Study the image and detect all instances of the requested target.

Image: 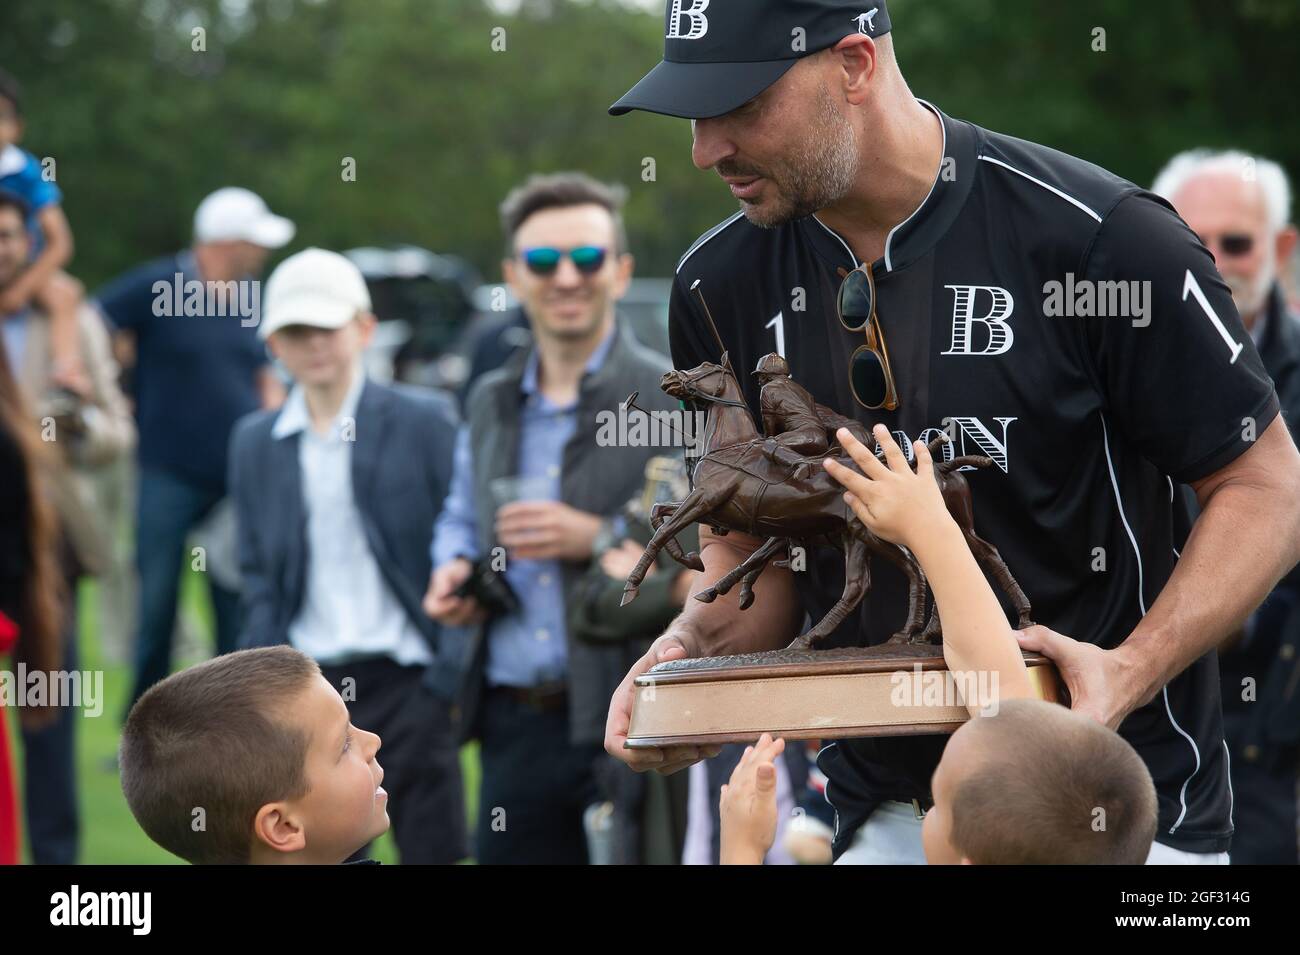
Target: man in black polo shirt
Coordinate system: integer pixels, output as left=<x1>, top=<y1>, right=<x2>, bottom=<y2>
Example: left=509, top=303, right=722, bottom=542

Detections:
left=603, top=0, right=1300, bottom=863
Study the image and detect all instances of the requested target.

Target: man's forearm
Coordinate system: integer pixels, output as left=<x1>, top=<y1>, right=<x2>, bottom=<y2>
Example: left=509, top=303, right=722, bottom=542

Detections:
left=670, top=529, right=803, bottom=658
left=1116, top=423, right=1300, bottom=713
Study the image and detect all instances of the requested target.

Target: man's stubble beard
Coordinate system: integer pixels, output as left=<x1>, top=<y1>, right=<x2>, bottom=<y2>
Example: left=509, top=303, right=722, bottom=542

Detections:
left=536, top=293, right=611, bottom=344
left=740, top=86, right=859, bottom=229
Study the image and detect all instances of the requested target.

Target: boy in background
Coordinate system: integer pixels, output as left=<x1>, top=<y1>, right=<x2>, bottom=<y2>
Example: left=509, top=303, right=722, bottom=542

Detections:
left=230, top=247, right=465, bottom=863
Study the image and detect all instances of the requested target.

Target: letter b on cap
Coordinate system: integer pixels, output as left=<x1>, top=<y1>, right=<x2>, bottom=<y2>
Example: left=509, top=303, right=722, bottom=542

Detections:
left=667, top=0, right=710, bottom=39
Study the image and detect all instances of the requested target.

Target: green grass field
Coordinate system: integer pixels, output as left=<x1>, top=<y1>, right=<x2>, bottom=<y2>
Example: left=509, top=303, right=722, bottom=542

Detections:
left=6, top=569, right=480, bottom=864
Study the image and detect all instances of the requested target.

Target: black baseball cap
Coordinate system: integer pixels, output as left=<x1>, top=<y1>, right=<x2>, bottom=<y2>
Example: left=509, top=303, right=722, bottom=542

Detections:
left=610, top=0, right=892, bottom=119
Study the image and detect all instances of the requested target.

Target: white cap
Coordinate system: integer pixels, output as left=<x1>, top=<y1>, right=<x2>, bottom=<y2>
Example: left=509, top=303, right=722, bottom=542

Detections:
left=259, top=247, right=372, bottom=340
left=193, top=187, right=295, bottom=248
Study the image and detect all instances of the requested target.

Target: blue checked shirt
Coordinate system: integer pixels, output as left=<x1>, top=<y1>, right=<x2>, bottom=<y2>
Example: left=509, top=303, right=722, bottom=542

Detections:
left=430, top=326, right=616, bottom=687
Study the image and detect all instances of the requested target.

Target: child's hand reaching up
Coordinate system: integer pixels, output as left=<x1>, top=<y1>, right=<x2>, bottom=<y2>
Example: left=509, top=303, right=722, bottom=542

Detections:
left=828, top=424, right=1035, bottom=712
left=823, top=424, right=951, bottom=550
left=719, top=733, right=786, bottom=865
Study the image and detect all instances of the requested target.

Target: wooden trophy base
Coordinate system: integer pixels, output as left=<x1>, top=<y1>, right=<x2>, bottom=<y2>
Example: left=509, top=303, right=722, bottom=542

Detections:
left=626, top=642, right=1066, bottom=748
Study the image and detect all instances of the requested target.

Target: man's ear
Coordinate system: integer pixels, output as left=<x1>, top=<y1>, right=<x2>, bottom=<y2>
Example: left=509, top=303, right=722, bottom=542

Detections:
left=1274, top=225, right=1298, bottom=268
left=253, top=802, right=306, bottom=856
left=830, top=34, right=877, bottom=105
left=502, top=257, right=521, bottom=302
left=611, top=253, right=635, bottom=300
left=354, top=311, right=378, bottom=348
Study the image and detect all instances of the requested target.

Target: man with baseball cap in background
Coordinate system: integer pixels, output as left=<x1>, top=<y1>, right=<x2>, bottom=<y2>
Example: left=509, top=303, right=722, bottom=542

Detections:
left=95, top=187, right=293, bottom=713
left=228, top=248, right=466, bottom=863
left=604, top=1, right=1300, bottom=865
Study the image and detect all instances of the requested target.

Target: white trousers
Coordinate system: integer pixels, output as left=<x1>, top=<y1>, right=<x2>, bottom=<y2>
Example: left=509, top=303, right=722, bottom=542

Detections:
left=834, top=800, right=1229, bottom=865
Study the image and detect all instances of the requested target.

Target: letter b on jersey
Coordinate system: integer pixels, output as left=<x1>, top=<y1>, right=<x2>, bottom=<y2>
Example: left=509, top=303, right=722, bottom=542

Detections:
left=942, top=285, right=1015, bottom=356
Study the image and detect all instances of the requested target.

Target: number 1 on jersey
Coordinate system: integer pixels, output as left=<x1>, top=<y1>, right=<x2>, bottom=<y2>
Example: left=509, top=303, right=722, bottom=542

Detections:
left=766, top=311, right=786, bottom=358
left=1182, top=270, right=1244, bottom=365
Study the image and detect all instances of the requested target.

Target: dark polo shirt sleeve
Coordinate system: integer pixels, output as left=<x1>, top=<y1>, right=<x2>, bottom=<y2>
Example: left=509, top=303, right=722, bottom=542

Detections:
left=668, top=270, right=714, bottom=372
left=1082, top=193, right=1280, bottom=483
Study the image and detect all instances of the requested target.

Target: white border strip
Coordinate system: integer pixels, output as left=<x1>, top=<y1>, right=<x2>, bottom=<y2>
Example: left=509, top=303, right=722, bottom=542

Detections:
left=979, top=155, right=1103, bottom=223
left=810, top=214, right=859, bottom=269
left=676, top=210, right=745, bottom=273
left=1101, top=414, right=1201, bottom=833
left=882, top=100, right=948, bottom=272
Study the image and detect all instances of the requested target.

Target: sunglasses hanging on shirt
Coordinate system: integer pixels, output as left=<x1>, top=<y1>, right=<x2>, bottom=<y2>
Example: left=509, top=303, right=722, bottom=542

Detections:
left=837, top=262, right=900, bottom=411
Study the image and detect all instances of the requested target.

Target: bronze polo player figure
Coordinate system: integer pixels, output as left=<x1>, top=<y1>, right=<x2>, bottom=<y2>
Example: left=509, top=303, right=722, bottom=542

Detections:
left=621, top=357, right=1032, bottom=648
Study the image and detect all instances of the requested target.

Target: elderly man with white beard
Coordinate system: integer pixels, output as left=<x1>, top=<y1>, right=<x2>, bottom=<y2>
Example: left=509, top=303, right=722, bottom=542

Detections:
left=1156, top=150, right=1300, bottom=864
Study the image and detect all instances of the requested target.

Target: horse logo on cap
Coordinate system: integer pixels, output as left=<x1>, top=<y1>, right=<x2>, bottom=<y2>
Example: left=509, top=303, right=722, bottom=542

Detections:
left=853, top=8, right=880, bottom=35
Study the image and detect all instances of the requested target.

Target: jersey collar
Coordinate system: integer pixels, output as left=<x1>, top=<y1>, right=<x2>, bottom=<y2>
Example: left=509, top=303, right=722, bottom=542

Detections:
left=799, top=101, right=978, bottom=275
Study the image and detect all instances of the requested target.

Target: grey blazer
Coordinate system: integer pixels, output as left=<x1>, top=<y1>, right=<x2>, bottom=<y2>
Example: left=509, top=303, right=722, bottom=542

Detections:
left=229, top=378, right=459, bottom=678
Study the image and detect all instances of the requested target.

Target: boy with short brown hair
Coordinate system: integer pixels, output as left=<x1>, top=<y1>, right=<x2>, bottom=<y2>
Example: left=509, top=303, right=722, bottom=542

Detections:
left=119, top=646, right=390, bottom=864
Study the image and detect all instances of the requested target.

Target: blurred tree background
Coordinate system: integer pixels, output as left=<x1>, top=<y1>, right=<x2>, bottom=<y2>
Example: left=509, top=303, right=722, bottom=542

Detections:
left=1, top=0, right=1297, bottom=290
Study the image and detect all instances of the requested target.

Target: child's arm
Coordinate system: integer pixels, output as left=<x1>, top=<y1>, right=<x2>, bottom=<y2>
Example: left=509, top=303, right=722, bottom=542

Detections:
left=719, top=733, right=785, bottom=865
left=824, top=425, right=1034, bottom=713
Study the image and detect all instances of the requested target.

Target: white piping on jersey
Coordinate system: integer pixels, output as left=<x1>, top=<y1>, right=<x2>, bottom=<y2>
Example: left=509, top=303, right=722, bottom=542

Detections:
left=815, top=741, right=840, bottom=840
left=1222, top=740, right=1234, bottom=828
left=1162, top=686, right=1201, bottom=833
left=675, top=210, right=746, bottom=273
left=978, top=155, right=1103, bottom=224
left=881, top=100, right=947, bottom=273
left=810, top=214, right=859, bottom=269
left=1168, top=476, right=1182, bottom=559
left=1102, top=416, right=1147, bottom=616
left=1101, top=414, right=1201, bottom=834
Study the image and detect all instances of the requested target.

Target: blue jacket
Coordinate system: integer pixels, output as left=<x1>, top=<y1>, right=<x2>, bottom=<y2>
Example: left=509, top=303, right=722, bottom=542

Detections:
left=228, top=378, right=459, bottom=686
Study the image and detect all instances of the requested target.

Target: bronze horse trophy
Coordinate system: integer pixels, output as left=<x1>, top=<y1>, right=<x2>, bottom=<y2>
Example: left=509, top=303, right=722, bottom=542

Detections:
left=619, top=357, right=1033, bottom=650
